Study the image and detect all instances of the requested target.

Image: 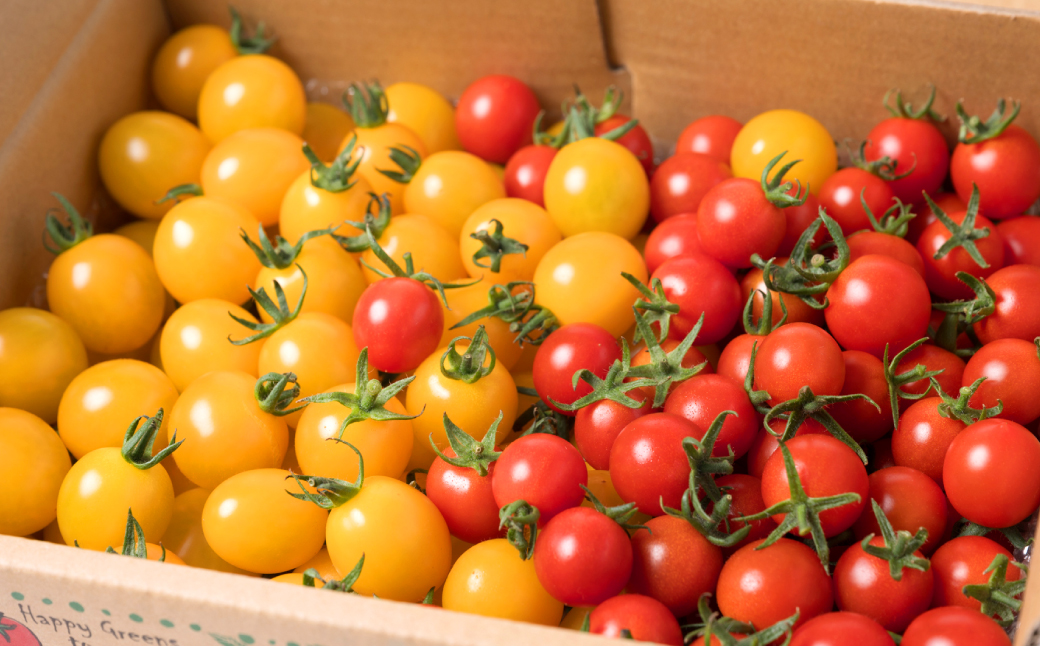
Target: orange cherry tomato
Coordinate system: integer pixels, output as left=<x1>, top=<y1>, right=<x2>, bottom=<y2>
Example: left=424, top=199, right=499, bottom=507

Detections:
left=113, top=220, right=178, bottom=320
left=401, top=151, right=505, bottom=238
left=254, top=242, right=367, bottom=325
left=0, top=408, right=72, bottom=536
left=160, top=299, right=262, bottom=392
left=197, top=54, right=306, bottom=142
left=385, top=82, right=461, bottom=154
left=302, top=102, right=356, bottom=162
left=459, top=198, right=562, bottom=283
left=360, top=215, right=467, bottom=284
left=341, top=124, right=427, bottom=215
left=151, top=25, right=237, bottom=120
left=731, top=109, right=837, bottom=195
left=278, top=166, right=373, bottom=245
left=163, top=488, right=256, bottom=574
left=439, top=279, right=524, bottom=371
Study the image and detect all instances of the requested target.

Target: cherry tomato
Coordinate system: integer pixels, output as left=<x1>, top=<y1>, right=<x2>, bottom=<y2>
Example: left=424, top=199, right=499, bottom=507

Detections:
left=459, top=198, right=562, bottom=283
left=895, top=343, right=965, bottom=406
left=159, top=299, right=263, bottom=392
left=533, top=506, right=632, bottom=606
left=827, top=351, right=892, bottom=444
left=254, top=243, right=367, bottom=327
left=714, top=473, right=778, bottom=553
left=731, top=110, right=837, bottom=194
left=503, top=144, right=557, bottom=206
left=438, top=278, right=525, bottom=371
left=352, top=277, right=444, bottom=373
left=740, top=262, right=824, bottom=327
left=426, top=448, right=501, bottom=544
left=916, top=209, right=1005, bottom=300
left=676, top=115, right=743, bottom=164
left=833, top=536, right=934, bottom=633
left=533, top=323, right=621, bottom=414
left=301, top=102, right=356, bottom=162
left=818, top=167, right=895, bottom=235
left=588, top=594, right=683, bottom=646
left=697, top=178, right=786, bottom=269
left=279, top=171, right=372, bottom=245
left=151, top=24, right=237, bottom=119
left=963, top=338, right=1040, bottom=425
left=596, top=114, right=654, bottom=175
left=847, top=231, right=926, bottom=278
left=493, top=433, right=587, bottom=524
left=197, top=54, right=306, bottom=142
left=716, top=333, right=762, bottom=389
left=360, top=214, right=467, bottom=284
left=996, top=215, right=1040, bottom=266
left=292, top=547, right=341, bottom=580
left=906, top=192, right=964, bottom=245
left=643, top=213, right=703, bottom=275
left=853, top=466, right=948, bottom=555
left=891, top=396, right=967, bottom=484
left=400, top=151, right=505, bottom=238
left=533, top=231, right=648, bottom=337
left=98, top=111, right=211, bottom=219
left=455, top=75, right=540, bottom=164
left=653, top=253, right=742, bottom=345
left=650, top=152, right=731, bottom=224
left=0, top=308, right=87, bottom=424
left=974, top=265, right=1040, bottom=344
left=902, top=606, right=1011, bottom=646
left=202, top=468, right=326, bottom=573
left=610, top=413, right=701, bottom=516
left=864, top=115, right=949, bottom=204
left=442, top=538, right=563, bottom=625
left=747, top=418, right=827, bottom=479
left=339, top=123, right=428, bottom=218
left=931, top=536, right=1022, bottom=612
left=0, top=408, right=72, bottom=537
left=574, top=388, right=651, bottom=470
left=385, top=81, right=460, bottom=154
left=951, top=124, right=1040, bottom=219
left=754, top=322, right=846, bottom=405
left=162, top=488, right=254, bottom=575
left=777, top=191, right=825, bottom=257
left=627, top=514, right=723, bottom=617
left=663, top=374, right=759, bottom=459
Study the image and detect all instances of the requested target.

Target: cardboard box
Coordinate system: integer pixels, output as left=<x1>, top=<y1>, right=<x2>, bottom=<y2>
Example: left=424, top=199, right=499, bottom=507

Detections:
left=3, top=0, right=1040, bottom=643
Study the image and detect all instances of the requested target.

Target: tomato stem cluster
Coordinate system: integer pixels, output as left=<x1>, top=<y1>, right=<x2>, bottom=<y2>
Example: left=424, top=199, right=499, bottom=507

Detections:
left=241, top=224, right=336, bottom=270
left=376, top=145, right=422, bottom=184
left=254, top=372, right=307, bottom=416
left=882, top=338, right=947, bottom=428
left=684, top=594, right=799, bottom=646
left=923, top=185, right=992, bottom=268
left=228, top=6, right=275, bottom=55
left=452, top=282, right=558, bottom=346
left=430, top=412, right=503, bottom=477
left=861, top=192, right=916, bottom=237
left=302, top=554, right=365, bottom=593
left=105, top=508, right=166, bottom=562
left=962, top=554, right=1028, bottom=626
left=304, top=137, right=362, bottom=193
left=341, top=81, right=389, bottom=129
left=121, top=409, right=182, bottom=470
left=440, top=326, right=497, bottom=383
left=499, top=500, right=540, bottom=560
left=764, top=385, right=875, bottom=464
left=289, top=442, right=365, bottom=509
left=957, top=98, right=1021, bottom=144
left=155, top=183, right=203, bottom=205
left=228, top=265, right=308, bottom=344
left=859, top=500, right=931, bottom=580
left=43, top=193, right=93, bottom=254
left=468, top=219, right=529, bottom=273
left=883, top=84, right=945, bottom=121
left=754, top=212, right=849, bottom=309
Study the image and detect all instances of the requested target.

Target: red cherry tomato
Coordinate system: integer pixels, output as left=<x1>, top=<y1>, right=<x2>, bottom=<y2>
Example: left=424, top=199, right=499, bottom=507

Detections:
left=643, top=214, right=703, bottom=275
left=609, top=412, right=701, bottom=516
left=996, top=215, right=1040, bottom=266
left=503, top=144, right=557, bottom=206
left=906, top=192, right=964, bottom=245
left=533, top=506, right=632, bottom=606
left=492, top=433, right=587, bottom=525
left=895, top=343, right=965, bottom=407
left=662, top=374, right=759, bottom=459
left=931, top=536, right=1022, bottom=613
left=951, top=124, right=1040, bottom=220
left=847, top=231, right=926, bottom=278
left=596, top=114, right=654, bottom=175
left=588, top=594, right=683, bottom=646
left=747, top=418, right=827, bottom=479
left=902, top=606, right=1012, bottom=646
left=740, top=262, right=825, bottom=327
left=627, top=515, right=723, bottom=617
left=455, top=75, right=540, bottom=164
left=865, top=117, right=949, bottom=204
left=818, top=167, right=896, bottom=236
left=532, top=323, right=621, bottom=415
left=426, top=448, right=502, bottom=544
left=852, top=466, right=948, bottom=555
left=754, top=322, right=846, bottom=405
left=697, top=178, right=787, bottom=269
left=974, top=265, right=1040, bottom=344
left=652, top=254, right=742, bottom=345
left=574, top=388, right=651, bottom=470
left=790, top=611, right=896, bottom=646
left=777, top=192, right=823, bottom=257
left=649, top=153, right=731, bottom=223
left=676, top=115, right=743, bottom=165
left=352, top=278, right=444, bottom=373
left=833, top=538, right=934, bottom=634
left=916, top=209, right=1005, bottom=300
left=716, top=333, right=759, bottom=385
left=714, top=473, right=777, bottom=553
left=891, top=396, right=968, bottom=484
left=963, top=338, right=1040, bottom=425
left=828, top=350, right=893, bottom=444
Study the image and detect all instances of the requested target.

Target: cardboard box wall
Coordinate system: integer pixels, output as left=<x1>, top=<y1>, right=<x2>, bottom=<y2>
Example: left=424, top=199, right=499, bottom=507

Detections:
left=3, top=0, right=1040, bottom=643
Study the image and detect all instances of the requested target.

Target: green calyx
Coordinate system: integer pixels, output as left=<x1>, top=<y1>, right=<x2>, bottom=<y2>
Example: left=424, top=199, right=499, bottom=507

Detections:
left=624, top=273, right=681, bottom=344
left=551, top=338, right=651, bottom=412
left=735, top=441, right=863, bottom=571
left=957, top=98, right=1021, bottom=144
left=933, top=272, right=996, bottom=326
left=884, top=84, right=945, bottom=121
left=288, top=442, right=364, bottom=510
left=743, top=341, right=772, bottom=414
left=761, top=152, right=807, bottom=208
left=304, top=137, right=362, bottom=193
left=933, top=377, right=1003, bottom=424
left=684, top=594, right=799, bottom=646
left=535, top=86, right=639, bottom=148
left=376, top=145, right=422, bottom=184
left=924, top=186, right=992, bottom=268
left=297, top=348, right=418, bottom=438
left=662, top=489, right=749, bottom=549
left=684, top=411, right=738, bottom=503
left=753, top=212, right=850, bottom=310
left=228, top=265, right=307, bottom=345
left=105, top=508, right=165, bottom=562
left=859, top=500, right=930, bottom=581
left=255, top=372, right=307, bottom=417
left=848, top=140, right=915, bottom=182
left=302, top=554, right=364, bottom=593
left=861, top=192, right=916, bottom=238
left=228, top=6, right=275, bottom=55
left=500, top=500, right=540, bottom=560
left=335, top=193, right=393, bottom=253
left=962, top=554, right=1027, bottom=626
left=957, top=519, right=1033, bottom=551
left=155, top=183, right=203, bottom=205
left=43, top=193, right=93, bottom=254
left=764, top=385, right=874, bottom=464
left=742, top=281, right=788, bottom=336
left=581, top=485, right=647, bottom=533
left=342, top=81, right=389, bottom=129
left=451, top=282, right=558, bottom=346
left=440, top=326, right=497, bottom=383
left=431, top=412, right=502, bottom=476
left=626, top=309, right=709, bottom=408
left=512, top=388, right=574, bottom=440
left=241, top=224, right=336, bottom=270
left=121, top=409, right=182, bottom=470
left=883, top=338, right=946, bottom=428
left=470, top=219, right=529, bottom=273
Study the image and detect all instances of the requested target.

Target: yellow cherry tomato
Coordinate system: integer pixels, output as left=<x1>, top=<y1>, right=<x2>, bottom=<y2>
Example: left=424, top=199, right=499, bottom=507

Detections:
left=162, top=488, right=256, bottom=575
left=153, top=196, right=262, bottom=305
left=439, top=279, right=523, bottom=371
left=0, top=408, right=72, bottom=536
left=293, top=546, right=342, bottom=580
left=459, top=198, right=562, bottom=282
left=200, top=128, right=309, bottom=227
left=533, top=231, right=647, bottom=337
left=272, top=572, right=307, bottom=585
left=0, top=308, right=87, bottom=424
left=442, top=538, right=563, bottom=625
left=325, top=475, right=452, bottom=601
left=142, top=544, right=186, bottom=564
left=197, top=55, right=306, bottom=142
left=160, top=299, right=262, bottom=392
left=41, top=519, right=64, bottom=545
left=202, top=468, right=327, bottom=573
left=338, top=125, right=428, bottom=216
left=113, top=220, right=178, bottom=320
left=258, top=313, right=361, bottom=427
left=295, top=382, right=413, bottom=482
left=98, top=112, right=211, bottom=219
left=57, top=359, right=178, bottom=460
left=401, top=151, right=505, bottom=238
left=47, top=234, right=165, bottom=355
left=164, top=454, right=197, bottom=496
left=302, top=102, right=356, bottom=162
left=731, top=109, right=837, bottom=195
left=405, top=339, right=518, bottom=470
left=543, top=137, right=649, bottom=239
left=278, top=168, right=372, bottom=244
left=254, top=242, right=366, bottom=326
left=385, top=82, right=461, bottom=154
left=168, top=371, right=289, bottom=489
left=151, top=25, right=237, bottom=120
left=360, top=215, right=466, bottom=284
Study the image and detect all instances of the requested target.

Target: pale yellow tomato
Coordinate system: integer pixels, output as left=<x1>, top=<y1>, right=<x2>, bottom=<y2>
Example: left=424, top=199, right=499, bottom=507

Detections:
left=385, top=82, right=461, bottom=154
left=302, top=102, right=356, bottom=162
left=0, top=408, right=72, bottom=536
left=161, top=488, right=256, bottom=575
left=197, top=54, right=306, bottom=142
left=160, top=299, right=262, bottom=392
left=459, top=198, right=562, bottom=282
left=360, top=214, right=466, bottom=284
left=254, top=242, right=367, bottom=326
left=151, top=24, right=237, bottom=120
left=730, top=109, right=837, bottom=194
left=402, top=151, right=505, bottom=238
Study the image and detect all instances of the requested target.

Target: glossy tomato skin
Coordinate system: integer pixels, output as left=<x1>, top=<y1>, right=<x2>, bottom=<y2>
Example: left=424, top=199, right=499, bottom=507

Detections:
left=574, top=388, right=651, bottom=470
left=627, top=515, right=724, bottom=617
left=891, top=397, right=966, bottom=484
left=677, top=115, right=743, bottom=164
left=755, top=323, right=846, bottom=405
left=931, top=536, right=1021, bottom=612
left=596, top=115, right=654, bottom=175
left=853, top=466, right=948, bottom=555
left=532, top=323, right=621, bottom=415
left=825, top=254, right=931, bottom=358
left=351, top=278, right=443, bottom=374
left=895, top=343, right=965, bottom=406
left=609, top=413, right=702, bottom=516
left=653, top=254, right=742, bottom=345
left=944, top=418, right=1040, bottom=528
left=533, top=507, right=633, bottom=606
left=974, top=265, right=1040, bottom=343
left=650, top=153, right=731, bottom=223
left=902, top=606, right=1011, bottom=646
left=847, top=231, right=926, bottom=278
left=714, top=473, right=777, bottom=553
left=0, top=408, right=72, bottom=537
left=716, top=333, right=759, bottom=385
left=663, top=374, right=759, bottom=459
left=160, top=299, right=262, bottom=392
left=385, top=81, right=460, bottom=154
left=951, top=124, right=1040, bottom=220
left=777, top=191, right=823, bottom=257
left=697, top=178, right=786, bottom=269
left=731, top=109, right=837, bottom=194
left=503, top=144, right=557, bottom=206
left=643, top=213, right=703, bottom=274
left=790, top=612, right=896, bottom=646
left=588, top=594, right=683, bottom=646
left=916, top=210, right=1005, bottom=300
left=197, top=55, right=306, bottom=142
left=741, top=262, right=824, bottom=327
left=459, top=198, right=562, bottom=283
left=819, top=167, right=896, bottom=236
left=151, top=25, right=236, bottom=120
left=717, top=538, right=833, bottom=631
left=828, top=351, right=893, bottom=444
left=747, top=418, right=827, bottom=479
left=455, top=75, right=540, bottom=164
left=492, top=433, right=588, bottom=525
left=864, top=117, right=949, bottom=204
left=997, top=216, right=1040, bottom=266
left=834, top=537, right=934, bottom=633
left=963, top=338, right=1040, bottom=425
left=401, top=150, right=505, bottom=238
left=423, top=449, right=502, bottom=545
